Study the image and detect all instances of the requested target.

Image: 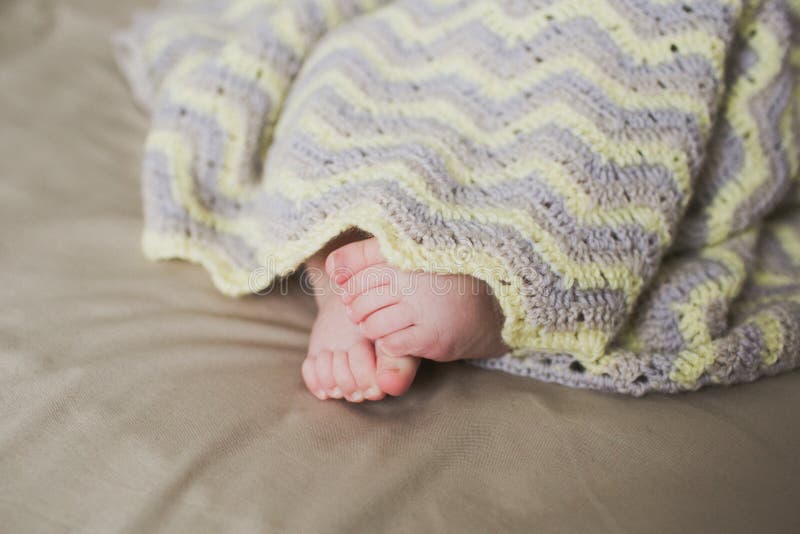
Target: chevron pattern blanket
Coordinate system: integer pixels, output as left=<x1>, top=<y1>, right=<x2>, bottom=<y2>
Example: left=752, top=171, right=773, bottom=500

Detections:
left=116, top=0, right=800, bottom=395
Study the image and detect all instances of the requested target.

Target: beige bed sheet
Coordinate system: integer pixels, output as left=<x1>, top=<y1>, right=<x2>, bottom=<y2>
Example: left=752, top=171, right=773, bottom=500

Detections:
left=1, top=1, right=799, bottom=532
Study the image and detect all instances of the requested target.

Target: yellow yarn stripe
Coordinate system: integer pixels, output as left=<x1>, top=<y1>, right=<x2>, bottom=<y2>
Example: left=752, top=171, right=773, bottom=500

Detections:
left=292, top=31, right=714, bottom=128
left=374, top=0, right=728, bottom=74
left=751, top=310, right=785, bottom=366
left=284, top=42, right=713, bottom=132
left=704, top=19, right=787, bottom=244
left=287, top=93, right=693, bottom=196
left=669, top=232, right=754, bottom=385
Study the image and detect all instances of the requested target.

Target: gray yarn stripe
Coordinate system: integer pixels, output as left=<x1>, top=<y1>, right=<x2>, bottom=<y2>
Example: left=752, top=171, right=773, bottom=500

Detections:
left=290, top=85, right=697, bottom=187
left=292, top=50, right=707, bottom=150
left=623, top=235, right=756, bottom=352
left=143, top=152, right=259, bottom=270
left=276, top=151, right=665, bottom=271
left=274, top=133, right=681, bottom=253
left=730, top=71, right=795, bottom=233
left=355, top=15, right=721, bottom=87
left=606, top=0, right=737, bottom=37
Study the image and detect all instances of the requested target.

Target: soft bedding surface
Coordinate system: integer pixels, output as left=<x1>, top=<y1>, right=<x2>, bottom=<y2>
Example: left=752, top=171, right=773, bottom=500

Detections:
left=1, top=1, right=800, bottom=532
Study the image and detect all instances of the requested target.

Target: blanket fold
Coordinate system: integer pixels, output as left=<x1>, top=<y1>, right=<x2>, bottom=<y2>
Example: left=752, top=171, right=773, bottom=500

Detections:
left=116, top=0, right=800, bottom=394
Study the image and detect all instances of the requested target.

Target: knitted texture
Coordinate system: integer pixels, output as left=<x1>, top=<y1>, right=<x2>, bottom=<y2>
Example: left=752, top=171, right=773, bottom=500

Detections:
left=116, top=0, right=800, bottom=395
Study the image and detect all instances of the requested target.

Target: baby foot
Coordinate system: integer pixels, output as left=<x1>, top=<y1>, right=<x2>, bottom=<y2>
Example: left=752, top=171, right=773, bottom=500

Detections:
left=326, top=238, right=509, bottom=365
left=302, top=289, right=385, bottom=402
left=301, top=248, right=420, bottom=401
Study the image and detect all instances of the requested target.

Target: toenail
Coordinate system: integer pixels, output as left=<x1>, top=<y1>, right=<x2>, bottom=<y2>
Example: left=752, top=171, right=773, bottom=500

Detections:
left=365, top=386, right=380, bottom=398
left=349, top=391, right=363, bottom=402
left=317, top=390, right=328, bottom=400
left=331, top=387, right=343, bottom=398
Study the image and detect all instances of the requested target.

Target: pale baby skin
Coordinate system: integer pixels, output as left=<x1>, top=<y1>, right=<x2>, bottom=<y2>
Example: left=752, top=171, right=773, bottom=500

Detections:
left=302, top=236, right=508, bottom=402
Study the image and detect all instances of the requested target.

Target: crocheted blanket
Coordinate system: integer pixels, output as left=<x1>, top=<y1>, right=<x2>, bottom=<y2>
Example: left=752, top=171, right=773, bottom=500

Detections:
left=116, top=0, right=800, bottom=395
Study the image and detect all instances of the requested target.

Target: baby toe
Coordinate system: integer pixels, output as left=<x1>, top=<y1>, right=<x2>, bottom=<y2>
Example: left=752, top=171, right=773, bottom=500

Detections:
left=340, top=265, right=394, bottom=305
left=325, top=237, right=386, bottom=286
left=347, top=340, right=385, bottom=401
left=301, top=353, right=327, bottom=400
left=314, top=350, right=337, bottom=398
left=332, top=349, right=358, bottom=400
left=375, top=345, right=420, bottom=397
left=360, top=303, right=415, bottom=340
left=347, top=288, right=399, bottom=323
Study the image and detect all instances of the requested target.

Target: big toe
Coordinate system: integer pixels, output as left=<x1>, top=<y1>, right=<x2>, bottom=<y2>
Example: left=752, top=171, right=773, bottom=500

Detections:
left=375, top=345, right=420, bottom=397
left=325, top=236, right=385, bottom=285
